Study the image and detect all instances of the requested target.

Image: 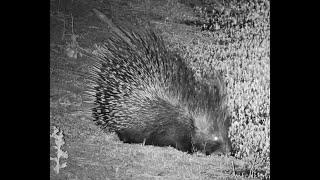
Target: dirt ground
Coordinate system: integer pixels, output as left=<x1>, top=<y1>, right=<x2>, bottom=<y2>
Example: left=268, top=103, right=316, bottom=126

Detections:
left=50, top=0, right=264, bottom=179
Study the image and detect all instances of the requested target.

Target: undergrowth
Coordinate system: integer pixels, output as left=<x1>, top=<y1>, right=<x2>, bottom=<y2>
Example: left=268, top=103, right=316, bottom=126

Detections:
left=180, top=0, right=270, bottom=179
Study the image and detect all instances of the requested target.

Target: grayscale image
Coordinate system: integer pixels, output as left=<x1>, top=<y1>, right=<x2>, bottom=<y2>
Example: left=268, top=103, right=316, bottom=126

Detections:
left=50, top=0, right=270, bottom=179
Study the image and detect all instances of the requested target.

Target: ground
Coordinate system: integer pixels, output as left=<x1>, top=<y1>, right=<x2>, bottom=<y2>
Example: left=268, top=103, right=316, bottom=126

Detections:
left=50, top=0, right=268, bottom=179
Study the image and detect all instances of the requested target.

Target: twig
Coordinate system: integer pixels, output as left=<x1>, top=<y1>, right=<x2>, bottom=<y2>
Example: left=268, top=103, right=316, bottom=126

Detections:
left=232, top=160, right=238, bottom=180
left=62, top=15, right=66, bottom=40
left=71, top=13, right=74, bottom=34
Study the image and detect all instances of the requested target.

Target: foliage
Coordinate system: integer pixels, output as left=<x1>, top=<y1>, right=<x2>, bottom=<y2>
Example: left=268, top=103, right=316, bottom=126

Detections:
left=180, top=0, right=270, bottom=179
left=50, top=126, right=69, bottom=174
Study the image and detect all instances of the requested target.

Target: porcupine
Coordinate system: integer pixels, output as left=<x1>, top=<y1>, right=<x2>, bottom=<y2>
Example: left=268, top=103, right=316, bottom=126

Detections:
left=86, top=9, right=231, bottom=155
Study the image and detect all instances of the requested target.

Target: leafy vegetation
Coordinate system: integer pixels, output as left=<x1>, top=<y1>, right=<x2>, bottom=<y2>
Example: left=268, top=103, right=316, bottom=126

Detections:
left=182, top=0, right=270, bottom=178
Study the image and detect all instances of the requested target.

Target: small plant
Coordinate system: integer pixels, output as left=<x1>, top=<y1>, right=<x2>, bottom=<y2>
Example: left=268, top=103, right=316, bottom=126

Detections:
left=50, top=126, right=68, bottom=174
left=65, top=34, right=83, bottom=59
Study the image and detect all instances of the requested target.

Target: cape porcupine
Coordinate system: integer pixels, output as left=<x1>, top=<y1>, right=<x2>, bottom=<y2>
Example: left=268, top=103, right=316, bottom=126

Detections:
left=86, top=9, right=231, bottom=155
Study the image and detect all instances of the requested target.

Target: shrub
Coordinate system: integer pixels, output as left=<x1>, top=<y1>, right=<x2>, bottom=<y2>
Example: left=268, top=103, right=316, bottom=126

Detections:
left=177, top=0, right=270, bottom=178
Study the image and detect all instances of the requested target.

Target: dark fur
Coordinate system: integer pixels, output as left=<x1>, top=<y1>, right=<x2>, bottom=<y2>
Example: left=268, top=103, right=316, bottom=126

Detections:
left=87, top=9, right=232, bottom=155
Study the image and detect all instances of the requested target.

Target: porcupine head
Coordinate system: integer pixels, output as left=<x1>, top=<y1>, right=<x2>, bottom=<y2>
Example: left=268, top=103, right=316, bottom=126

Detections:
left=186, top=74, right=232, bottom=155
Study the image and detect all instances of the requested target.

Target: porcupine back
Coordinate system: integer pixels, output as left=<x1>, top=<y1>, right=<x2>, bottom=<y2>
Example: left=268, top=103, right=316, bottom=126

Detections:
left=86, top=9, right=231, bottom=155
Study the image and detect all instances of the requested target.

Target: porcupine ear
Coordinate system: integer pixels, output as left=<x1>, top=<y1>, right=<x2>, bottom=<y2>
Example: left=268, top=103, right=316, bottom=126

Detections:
left=200, top=70, right=227, bottom=109
left=213, top=71, right=227, bottom=107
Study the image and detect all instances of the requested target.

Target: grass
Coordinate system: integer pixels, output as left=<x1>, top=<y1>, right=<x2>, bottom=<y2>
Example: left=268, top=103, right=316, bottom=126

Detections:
left=50, top=0, right=269, bottom=179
